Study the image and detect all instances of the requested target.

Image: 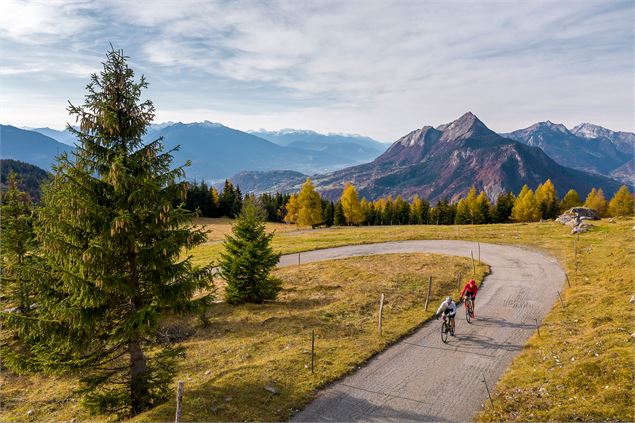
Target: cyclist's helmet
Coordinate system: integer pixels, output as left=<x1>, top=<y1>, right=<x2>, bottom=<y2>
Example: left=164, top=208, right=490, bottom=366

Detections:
left=469, top=279, right=476, bottom=284
left=446, top=296, right=452, bottom=303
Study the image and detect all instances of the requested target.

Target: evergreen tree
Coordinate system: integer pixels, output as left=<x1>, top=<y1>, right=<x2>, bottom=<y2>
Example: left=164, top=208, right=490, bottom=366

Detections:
left=219, top=180, right=242, bottom=218
left=219, top=199, right=281, bottom=304
left=511, top=185, right=541, bottom=222
left=394, top=195, right=410, bottom=224
left=323, top=200, right=335, bottom=227
left=296, top=178, right=323, bottom=228
left=333, top=201, right=346, bottom=226
left=431, top=198, right=455, bottom=225
left=584, top=188, right=608, bottom=217
left=559, top=189, right=583, bottom=212
left=464, top=186, right=479, bottom=224
left=491, top=192, right=515, bottom=223
left=0, top=173, right=39, bottom=316
left=340, top=183, right=364, bottom=225
left=535, top=179, right=559, bottom=219
left=608, top=185, right=634, bottom=217
left=23, top=49, right=213, bottom=416
left=384, top=196, right=395, bottom=225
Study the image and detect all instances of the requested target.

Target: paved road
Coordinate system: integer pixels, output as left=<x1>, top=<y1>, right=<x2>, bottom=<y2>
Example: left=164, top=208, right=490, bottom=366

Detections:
left=278, top=240, right=564, bottom=422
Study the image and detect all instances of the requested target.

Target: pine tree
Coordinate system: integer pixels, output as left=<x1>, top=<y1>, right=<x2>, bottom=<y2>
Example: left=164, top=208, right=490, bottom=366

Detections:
left=584, top=188, right=608, bottom=217
left=608, top=185, right=634, bottom=217
left=323, top=200, right=335, bottom=227
left=283, top=194, right=299, bottom=224
left=219, top=180, right=242, bottom=218
left=297, top=178, right=323, bottom=228
left=340, top=183, right=364, bottom=225
left=491, top=192, right=515, bottom=223
left=25, top=49, right=213, bottom=416
left=220, top=199, right=281, bottom=304
left=394, top=195, right=410, bottom=224
left=464, top=186, right=479, bottom=224
left=333, top=201, right=346, bottom=226
left=0, top=173, right=39, bottom=316
left=559, top=189, right=583, bottom=212
left=511, top=185, right=541, bottom=222
left=535, top=179, right=559, bottom=219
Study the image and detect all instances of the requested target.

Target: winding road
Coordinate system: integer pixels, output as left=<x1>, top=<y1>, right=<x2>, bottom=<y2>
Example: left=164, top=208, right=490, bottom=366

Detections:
left=276, top=240, right=565, bottom=422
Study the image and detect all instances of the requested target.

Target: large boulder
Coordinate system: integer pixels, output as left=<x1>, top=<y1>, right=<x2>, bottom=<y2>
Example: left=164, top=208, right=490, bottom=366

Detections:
left=557, top=207, right=598, bottom=234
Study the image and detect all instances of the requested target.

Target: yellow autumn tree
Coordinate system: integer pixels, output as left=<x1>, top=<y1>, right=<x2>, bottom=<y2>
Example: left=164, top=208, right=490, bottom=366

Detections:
left=559, top=189, right=583, bottom=212
left=511, top=185, right=541, bottom=222
left=297, top=178, right=323, bottom=227
left=535, top=179, right=559, bottom=219
left=340, top=183, right=364, bottom=225
left=283, top=193, right=299, bottom=224
left=608, top=185, right=634, bottom=217
left=584, top=188, right=608, bottom=217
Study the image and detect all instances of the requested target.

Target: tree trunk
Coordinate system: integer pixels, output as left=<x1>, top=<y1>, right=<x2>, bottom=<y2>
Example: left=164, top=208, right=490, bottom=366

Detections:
left=129, top=337, right=149, bottom=413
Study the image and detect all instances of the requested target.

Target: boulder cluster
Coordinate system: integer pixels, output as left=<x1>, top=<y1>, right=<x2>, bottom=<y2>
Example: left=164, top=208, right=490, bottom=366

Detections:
left=556, top=207, right=599, bottom=234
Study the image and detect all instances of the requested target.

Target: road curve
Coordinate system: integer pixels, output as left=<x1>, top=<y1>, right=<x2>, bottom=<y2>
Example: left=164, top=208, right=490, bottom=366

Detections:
left=278, top=240, right=564, bottom=422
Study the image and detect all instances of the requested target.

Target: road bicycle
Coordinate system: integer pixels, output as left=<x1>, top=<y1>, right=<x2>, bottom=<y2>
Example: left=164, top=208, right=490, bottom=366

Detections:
left=464, top=295, right=474, bottom=324
left=440, top=314, right=455, bottom=343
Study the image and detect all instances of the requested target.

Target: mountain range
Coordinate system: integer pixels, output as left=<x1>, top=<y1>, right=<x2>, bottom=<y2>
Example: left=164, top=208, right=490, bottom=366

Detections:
left=233, top=113, right=628, bottom=202
left=2, top=114, right=632, bottom=202
left=5, top=123, right=386, bottom=180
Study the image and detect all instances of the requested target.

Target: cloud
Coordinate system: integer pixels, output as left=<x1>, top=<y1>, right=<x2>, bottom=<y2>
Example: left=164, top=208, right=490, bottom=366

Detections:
left=1, top=0, right=632, bottom=138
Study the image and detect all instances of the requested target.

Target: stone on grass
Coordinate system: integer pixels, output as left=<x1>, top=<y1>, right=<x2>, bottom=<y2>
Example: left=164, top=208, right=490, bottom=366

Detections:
left=264, top=384, right=279, bottom=395
left=630, top=295, right=635, bottom=304
left=27, top=410, right=34, bottom=417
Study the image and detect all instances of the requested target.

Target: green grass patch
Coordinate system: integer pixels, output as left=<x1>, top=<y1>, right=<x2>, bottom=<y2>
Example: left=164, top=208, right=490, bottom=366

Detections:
left=1, top=254, right=487, bottom=422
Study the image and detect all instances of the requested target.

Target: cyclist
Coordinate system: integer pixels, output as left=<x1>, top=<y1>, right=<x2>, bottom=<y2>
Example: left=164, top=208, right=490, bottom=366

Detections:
left=460, top=279, right=478, bottom=318
left=435, top=296, right=457, bottom=335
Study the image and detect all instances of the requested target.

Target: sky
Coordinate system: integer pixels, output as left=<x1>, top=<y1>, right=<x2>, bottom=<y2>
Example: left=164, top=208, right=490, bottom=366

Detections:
left=1, top=0, right=633, bottom=141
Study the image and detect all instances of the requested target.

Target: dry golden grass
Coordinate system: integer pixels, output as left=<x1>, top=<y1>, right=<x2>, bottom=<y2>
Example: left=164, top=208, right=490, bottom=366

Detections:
left=1, top=254, right=487, bottom=422
left=192, top=217, right=298, bottom=243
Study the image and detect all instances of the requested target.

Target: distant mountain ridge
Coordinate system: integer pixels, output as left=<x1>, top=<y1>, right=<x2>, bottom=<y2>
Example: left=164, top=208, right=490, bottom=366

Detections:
left=0, top=125, right=73, bottom=171
left=234, top=113, right=625, bottom=201
left=503, top=121, right=632, bottom=181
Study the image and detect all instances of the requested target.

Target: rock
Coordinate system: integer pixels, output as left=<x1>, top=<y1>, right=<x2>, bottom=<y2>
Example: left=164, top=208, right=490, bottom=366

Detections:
left=608, top=218, right=616, bottom=223
left=571, top=223, right=592, bottom=234
left=264, top=384, right=279, bottom=395
left=569, top=207, right=600, bottom=220
left=630, top=295, right=635, bottom=304
left=27, top=410, right=34, bottom=417
left=204, top=369, right=212, bottom=375
left=70, top=419, right=77, bottom=423
left=224, top=396, right=233, bottom=402
left=557, top=207, right=600, bottom=228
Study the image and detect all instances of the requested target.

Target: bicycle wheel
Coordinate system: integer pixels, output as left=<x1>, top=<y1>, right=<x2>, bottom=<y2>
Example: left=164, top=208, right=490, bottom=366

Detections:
left=466, top=300, right=472, bottom=324
left=441, top=321, right=449, bottom=343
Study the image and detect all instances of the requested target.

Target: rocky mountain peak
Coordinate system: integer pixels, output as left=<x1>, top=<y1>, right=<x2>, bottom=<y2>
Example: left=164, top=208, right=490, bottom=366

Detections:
left=436, top=112, right=494, bottom=141
left=535, top=120, right=571, bottom=134
left=396, top=126, right=441, bottom=147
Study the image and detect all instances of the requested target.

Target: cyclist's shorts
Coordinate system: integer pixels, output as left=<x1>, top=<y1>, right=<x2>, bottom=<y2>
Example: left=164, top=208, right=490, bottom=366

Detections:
left=443, top=309, right=456, bottom=318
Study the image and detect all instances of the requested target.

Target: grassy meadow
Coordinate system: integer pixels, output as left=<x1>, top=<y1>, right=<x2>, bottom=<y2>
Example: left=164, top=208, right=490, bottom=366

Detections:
left=1, top=254, right=487, bottom=422
left=2, top=217, right=633, bottom=421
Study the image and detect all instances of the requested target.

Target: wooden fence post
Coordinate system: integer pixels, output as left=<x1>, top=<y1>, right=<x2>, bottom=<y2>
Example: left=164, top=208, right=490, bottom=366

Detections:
left=311, top=330, right=315, bottom=373
left=478, top=242, right=481, bottom=265
left=534, top=318, right=540, bottom=337
left=482, top=373, right=494, bottom=408
left=557, top=290, right=565, bottom=308
left=471, top=251, right=475, bottom=275
left=175, top=381, right=184, bottom=423
left=378, top=293, right=385, bottom=336
left=298, top=252, right=301, bottom=266
left=424, top=276, right=432, bottom=311
left=565, top=273, right=571, bottom=288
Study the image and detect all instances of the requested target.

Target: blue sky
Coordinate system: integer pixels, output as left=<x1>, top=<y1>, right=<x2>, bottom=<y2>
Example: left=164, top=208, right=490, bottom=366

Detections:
left=1, top=0, right=633, bottom=141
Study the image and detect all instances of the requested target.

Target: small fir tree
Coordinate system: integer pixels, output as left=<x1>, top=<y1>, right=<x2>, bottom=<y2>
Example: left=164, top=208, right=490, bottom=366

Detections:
left=333, top=201, right=346, bottom=226
left=491, top=192, right=515, bottom=223
left=220, top=199, right=281, bottom=304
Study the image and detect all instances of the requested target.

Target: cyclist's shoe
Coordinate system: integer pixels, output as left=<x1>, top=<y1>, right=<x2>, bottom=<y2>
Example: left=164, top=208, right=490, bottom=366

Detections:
left=450, top=332, right=455, bottom=336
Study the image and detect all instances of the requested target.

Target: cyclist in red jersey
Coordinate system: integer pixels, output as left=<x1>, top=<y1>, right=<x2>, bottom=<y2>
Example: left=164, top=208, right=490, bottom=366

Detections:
left=460, top=279, right=478, bottom=317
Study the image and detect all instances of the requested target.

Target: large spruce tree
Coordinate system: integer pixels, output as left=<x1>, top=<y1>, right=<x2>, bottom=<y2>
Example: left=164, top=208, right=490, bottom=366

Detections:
left=30, top=49, right=212, bottom=416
